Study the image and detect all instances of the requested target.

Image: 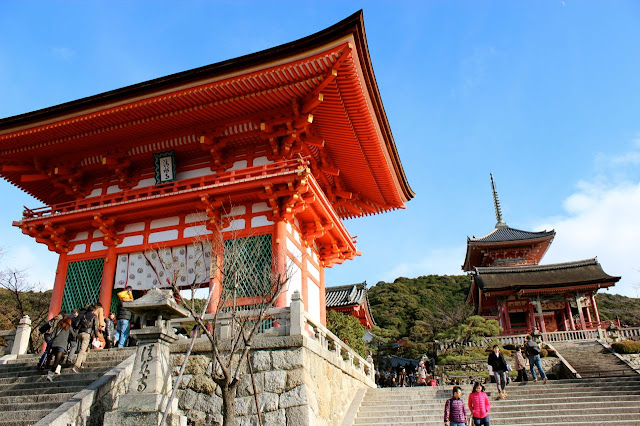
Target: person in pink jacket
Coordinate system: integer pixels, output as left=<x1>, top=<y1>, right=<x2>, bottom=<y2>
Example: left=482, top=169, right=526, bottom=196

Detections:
left=468, top=381, right=491, bottom=425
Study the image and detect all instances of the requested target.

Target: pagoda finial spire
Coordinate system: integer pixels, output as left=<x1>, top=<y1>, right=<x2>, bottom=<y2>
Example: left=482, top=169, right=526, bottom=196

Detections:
left=490, top=173, right=507, bottom=228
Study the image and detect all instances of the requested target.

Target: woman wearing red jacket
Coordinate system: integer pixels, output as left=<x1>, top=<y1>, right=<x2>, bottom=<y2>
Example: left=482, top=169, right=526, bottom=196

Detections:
left=468, top=381, right=491, bottom=425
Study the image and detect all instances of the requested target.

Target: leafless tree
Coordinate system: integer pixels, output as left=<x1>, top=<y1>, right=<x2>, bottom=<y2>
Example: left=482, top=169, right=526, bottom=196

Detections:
left=144, top=211, right=290, bottom=426
left=0, top=249, right=50, bottom=352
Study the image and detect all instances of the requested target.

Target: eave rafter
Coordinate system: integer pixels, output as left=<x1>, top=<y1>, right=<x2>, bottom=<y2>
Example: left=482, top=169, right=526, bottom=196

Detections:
left=200, top=195, right=232, bottom=233
left=1, top=160, right=86, bottom=198
left=91, top=213, right=122, bottom=247
left=19, top=221, right=75, bottom=254
left=101, top=155, right=139, bottom=190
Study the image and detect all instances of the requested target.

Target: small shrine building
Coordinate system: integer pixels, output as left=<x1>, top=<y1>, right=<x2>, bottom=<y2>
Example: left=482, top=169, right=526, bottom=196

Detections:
left=0, top=11, right=413, bottom=326
left=464, top=175, right=620, bottom=335
left=325, top=282, right=375, bottom=329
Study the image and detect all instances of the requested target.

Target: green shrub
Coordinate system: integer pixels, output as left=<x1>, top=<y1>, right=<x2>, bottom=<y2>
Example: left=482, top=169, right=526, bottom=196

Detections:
left=612, top=341, right=640, bottom=354
left=504, top=344, right=516, bottom=350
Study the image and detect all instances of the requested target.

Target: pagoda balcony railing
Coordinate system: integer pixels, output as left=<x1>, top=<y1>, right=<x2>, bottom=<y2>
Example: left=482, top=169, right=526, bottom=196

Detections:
left=21, top=158, right=307, bottom=221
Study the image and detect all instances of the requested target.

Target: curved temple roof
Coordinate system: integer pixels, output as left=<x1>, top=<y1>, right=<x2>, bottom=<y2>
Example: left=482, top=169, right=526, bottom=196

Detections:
left=469, top=226, right=556, bottom=243
left=0, top=11, right=414, bottom=219
left=473, top=258, right=621, bottom=293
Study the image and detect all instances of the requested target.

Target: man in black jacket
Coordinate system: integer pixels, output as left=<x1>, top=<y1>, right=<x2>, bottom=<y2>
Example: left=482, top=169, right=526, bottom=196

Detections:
left=72, top=305, right=99, bottom=373
left=488, top=345, right=510, bottom=399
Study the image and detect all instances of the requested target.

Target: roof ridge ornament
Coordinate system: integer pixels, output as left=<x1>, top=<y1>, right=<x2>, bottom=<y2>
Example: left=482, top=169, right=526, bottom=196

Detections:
left=490, top=173, right=507, bottom=228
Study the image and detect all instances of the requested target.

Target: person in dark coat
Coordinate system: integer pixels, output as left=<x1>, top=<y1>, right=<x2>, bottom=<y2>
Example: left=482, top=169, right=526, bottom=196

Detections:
left=488, top=345, right=509, bottom=399
left=46, top=317, right=72, bottom=381
left=38, top=314, right=62, bottom=369
left=115, top=287, right=134, bottom=348
left=72, top=306, right=99, bottom=372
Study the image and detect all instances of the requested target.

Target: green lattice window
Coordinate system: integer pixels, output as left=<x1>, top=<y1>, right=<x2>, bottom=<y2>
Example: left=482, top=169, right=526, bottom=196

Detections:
left=61, top=258, right=105, bottom=314
left=223, top=234, right=272, bottom=299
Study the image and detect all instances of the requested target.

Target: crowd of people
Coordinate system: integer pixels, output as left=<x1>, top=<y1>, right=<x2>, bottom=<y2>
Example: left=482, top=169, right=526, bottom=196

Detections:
left=37, top=286, right=135, bottom=381
left=375, top=358, right=442, bottom=387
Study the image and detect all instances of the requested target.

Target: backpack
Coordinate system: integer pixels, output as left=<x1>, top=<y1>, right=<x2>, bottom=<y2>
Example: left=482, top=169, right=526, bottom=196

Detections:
left=79, top=311, right=94, bottom=333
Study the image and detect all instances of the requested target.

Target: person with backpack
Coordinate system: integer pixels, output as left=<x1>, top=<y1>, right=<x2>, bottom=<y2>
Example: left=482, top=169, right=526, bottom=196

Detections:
left=444, top=385, right=468, bottom=426
left=468, top=381, right=491, bottom=425
left=514, top=347, right=528, bottom=382
left=72, top=305, right=99, bottom=373
left=46, top=317, right=73, bottom=381
left=487, top=345, right=510, bottom=399
left=525, top=335, right=547, bottom=384
left=37, top=314, right=62, bottom=369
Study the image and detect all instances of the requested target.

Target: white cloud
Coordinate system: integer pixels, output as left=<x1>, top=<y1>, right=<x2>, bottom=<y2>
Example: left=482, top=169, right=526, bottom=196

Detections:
left=536, top=181, right=640, bottom=297
left=384, top=246, right=466, bottom=282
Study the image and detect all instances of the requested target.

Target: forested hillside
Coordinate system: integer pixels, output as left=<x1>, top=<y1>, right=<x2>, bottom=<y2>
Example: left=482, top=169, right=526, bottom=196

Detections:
left=368, top=275, right=640, bottom=358
left=368, top=275, right=472, bottom=358
left=597, top=292, right=640, bottom=326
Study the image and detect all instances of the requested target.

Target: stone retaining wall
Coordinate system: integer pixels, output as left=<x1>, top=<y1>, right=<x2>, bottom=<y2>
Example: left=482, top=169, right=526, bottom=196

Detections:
left=171, top=334, right=374, bottom=426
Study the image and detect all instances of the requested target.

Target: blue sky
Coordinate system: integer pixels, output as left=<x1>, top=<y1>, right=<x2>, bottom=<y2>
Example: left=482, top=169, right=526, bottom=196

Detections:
left=1, top=1, right=640, bottom=296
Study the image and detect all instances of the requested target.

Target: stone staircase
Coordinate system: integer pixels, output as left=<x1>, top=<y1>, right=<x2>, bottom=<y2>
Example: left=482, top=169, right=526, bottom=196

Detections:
left=352, top=376, right=640, bottom=425
left=553, top=341, right=638, bottom=378
left=0, top=347, right=134, bottom=426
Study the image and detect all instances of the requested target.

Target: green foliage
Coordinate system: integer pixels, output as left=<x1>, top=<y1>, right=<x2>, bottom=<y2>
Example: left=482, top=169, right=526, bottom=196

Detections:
left=438, top=315, right=502, bottom=345
left=503, top=344, right=516, bottom=350
left=596, top=293, right=640, bottom=326
left=368, top=275, right=472, bottom=359
left=326, top=310, right=368, bottom=357
left=612, top=341, right=640, bottom=354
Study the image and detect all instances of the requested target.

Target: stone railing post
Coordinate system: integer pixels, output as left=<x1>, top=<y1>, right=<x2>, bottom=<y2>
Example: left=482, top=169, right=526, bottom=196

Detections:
left=290, top=290, right=304, bottom=336
left=366, top=354, right=375, bottom=381
left=11, top=316, right=31, bottom=355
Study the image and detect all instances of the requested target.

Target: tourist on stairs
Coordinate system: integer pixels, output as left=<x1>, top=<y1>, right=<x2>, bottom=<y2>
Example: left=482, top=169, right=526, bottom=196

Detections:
left=514, top=347, right=528, bottom=382
left=468, top=381, right=491, bottom=426
left=72, top=305, right=99, bottom=373
left=115, top=286, right=134, bottom=348
left=444, top=385, right=469, bottom=426
left=525, top=335, right=548, bottom=384
left=487, top=345, right=509, bottom=399
left=46, top=317, right=73, bottom=381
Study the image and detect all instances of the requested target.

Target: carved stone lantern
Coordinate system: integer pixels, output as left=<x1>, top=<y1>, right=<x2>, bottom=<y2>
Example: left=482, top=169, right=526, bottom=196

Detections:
left=607, top=322, right=620, bottom=342
left=104, top=288, right=188, bottom=426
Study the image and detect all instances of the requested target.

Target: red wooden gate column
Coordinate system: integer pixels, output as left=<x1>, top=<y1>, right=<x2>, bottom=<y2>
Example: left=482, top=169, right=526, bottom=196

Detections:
left=273, top=220, right=287, bottom=308
left=48, top=253, right=69, bottom=320
left=565, top=301, right=576, bottom=330
left=528, top=302, right=536, bottom=332
left=503, top=301, right=512, bottom=333
left=99, top=246, right=117, bottom=315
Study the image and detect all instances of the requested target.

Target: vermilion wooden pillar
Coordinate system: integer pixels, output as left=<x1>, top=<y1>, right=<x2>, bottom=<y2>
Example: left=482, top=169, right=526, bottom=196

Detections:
left=99, top=246, right=117, bottom=315
left=576, top=296, right=587, bottom=330
left=565, top=301, right=576, bottom=330
left=503, top=301, right=512, bottom=332
left=48, top=253, right=69, bottom=320
left=528, top=302, right=536, bottom=332
left=273, top=220, right=288, bottom=308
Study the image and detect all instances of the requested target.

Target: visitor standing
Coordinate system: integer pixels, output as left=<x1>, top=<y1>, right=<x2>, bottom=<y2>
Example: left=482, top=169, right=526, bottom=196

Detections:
left=37, top=313, right=62, bottom=369
left=487, top=345, right=509, bottom=399
left=468, top=381, right=491, bottom=426
left=115, top=286, right=134, bottom=348
left=444, top=385, right=468, bottom=426
left=105, top=312, right=116, bottom=349
left=72, top=305, right=99, bottom=373
left=514, top=347, right=528, bottom=382
left=46, top=317, right=72, bottom=381
left=525, top=335, right=547, bottom=384
left=417, top=361, right=427, bottom=385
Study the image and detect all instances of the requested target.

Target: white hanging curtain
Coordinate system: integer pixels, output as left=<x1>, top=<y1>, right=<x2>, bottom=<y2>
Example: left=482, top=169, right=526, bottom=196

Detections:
left=114, top=241, right=212, bottom=290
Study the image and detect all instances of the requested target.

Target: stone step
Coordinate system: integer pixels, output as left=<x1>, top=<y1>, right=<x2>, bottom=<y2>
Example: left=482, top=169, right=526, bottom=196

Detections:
left=0, top=400, right=62, bottom=413
left=0, top=371, right=103, bottom=386
left=366, top=386, right=640, bottom=403
left=0, top=391, right=76, bottom=405
left=0, top=384, right=86, bottom=397
left=0, top=376, right=98, bottom=393
left=0, top=364, right=120, bottom=381
left=354, top=412, right=640, bottom=425
left=0, top=409, right=55, bottom=422
left=358, top=399, right=640, bottom=415
left=0, top=358, right=130, bottom=375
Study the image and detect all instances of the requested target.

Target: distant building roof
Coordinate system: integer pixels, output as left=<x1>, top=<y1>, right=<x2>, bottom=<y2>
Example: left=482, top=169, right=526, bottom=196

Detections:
left=325, top=282, right=376, bottom=327
left=473, top=258, right=620, bottom=293
left=469, top=226, right=556, bottom=243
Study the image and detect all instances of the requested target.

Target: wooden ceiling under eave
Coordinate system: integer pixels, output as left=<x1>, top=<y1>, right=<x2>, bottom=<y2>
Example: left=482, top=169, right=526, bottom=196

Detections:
left=0, top=10, right=414, bottom=218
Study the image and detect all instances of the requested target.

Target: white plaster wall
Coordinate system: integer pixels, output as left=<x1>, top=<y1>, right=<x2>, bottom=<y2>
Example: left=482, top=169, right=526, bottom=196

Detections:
left=307, top=281, right=321, bottom=325
left=150, top=216, right=180, bottom=229
left=286, top=263, right=302, bottom=305
left=149, top=229, right=179, bottom=243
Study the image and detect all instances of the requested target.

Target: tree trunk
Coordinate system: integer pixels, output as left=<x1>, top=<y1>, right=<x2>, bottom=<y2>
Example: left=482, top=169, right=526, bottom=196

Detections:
left=221, top=382, right=238, bottom=425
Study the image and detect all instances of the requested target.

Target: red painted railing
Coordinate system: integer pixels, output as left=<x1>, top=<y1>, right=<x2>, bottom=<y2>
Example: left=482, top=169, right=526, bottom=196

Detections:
left=22, top=158, right=308, bottom=221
